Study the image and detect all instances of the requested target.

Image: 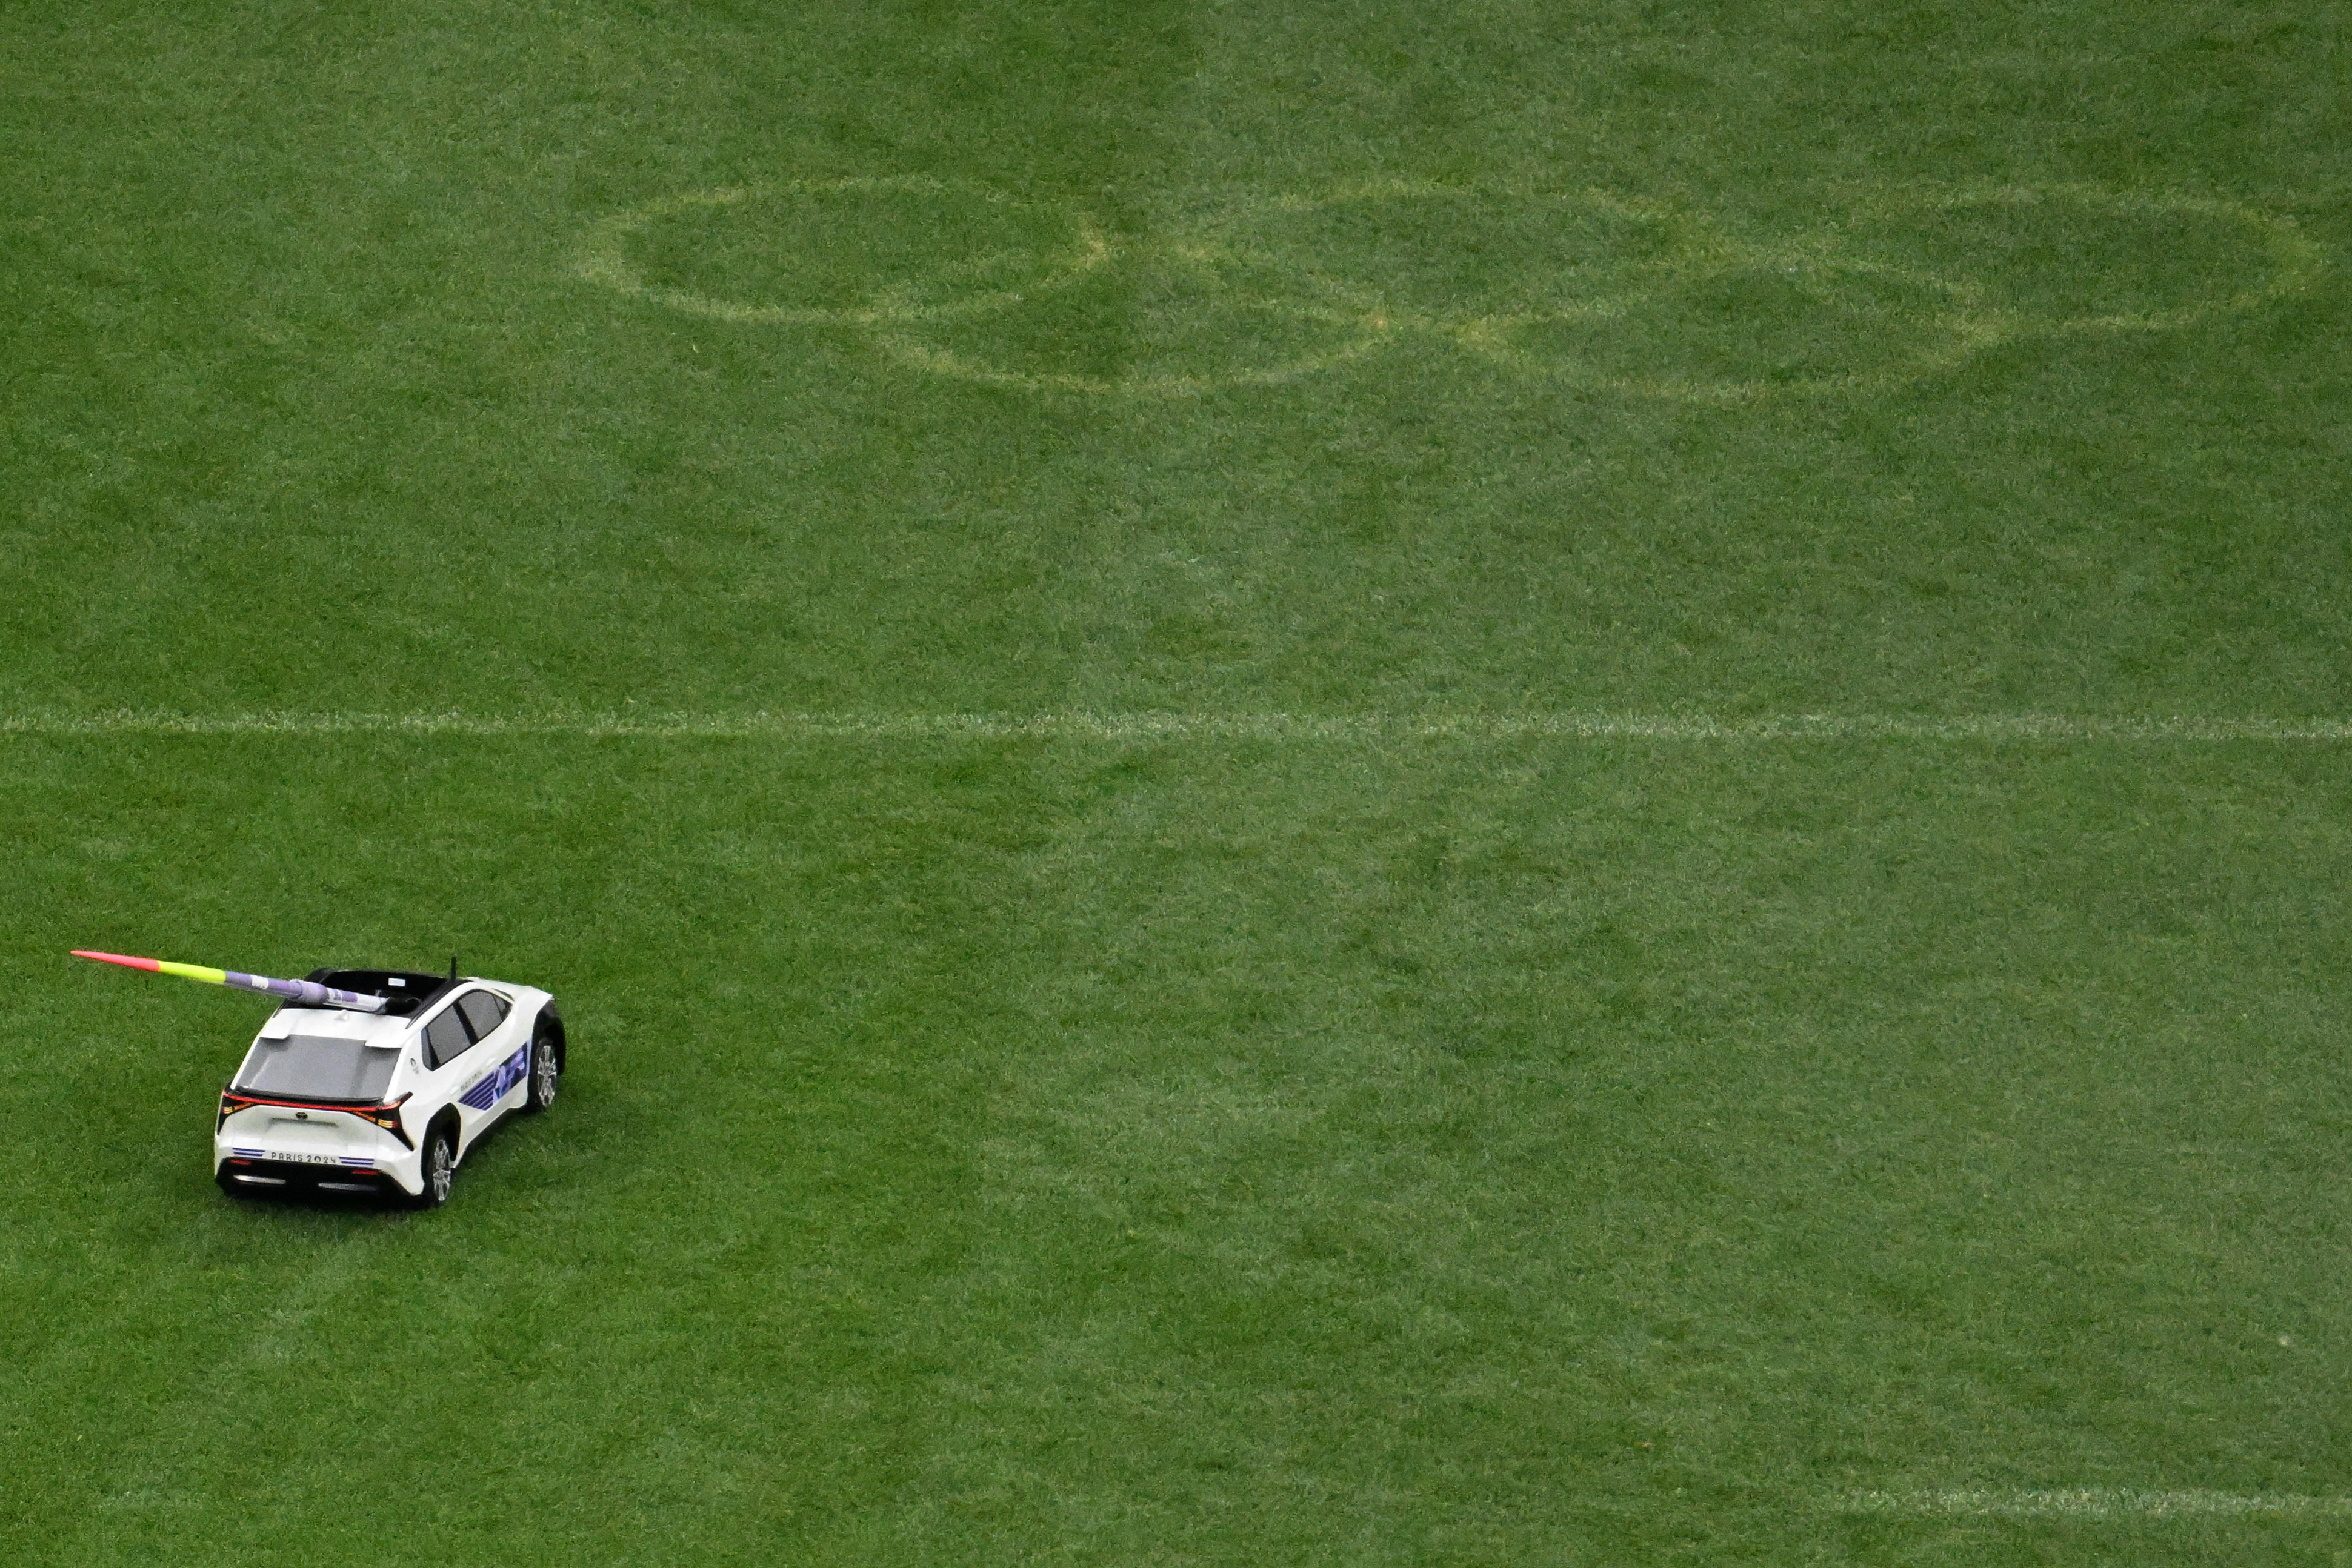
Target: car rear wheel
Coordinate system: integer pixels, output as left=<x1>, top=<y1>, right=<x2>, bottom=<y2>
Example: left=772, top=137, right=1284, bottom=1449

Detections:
left=411, top=1126, right=456, bottom=1209
left=524, top=1013, right=562, bottom=1114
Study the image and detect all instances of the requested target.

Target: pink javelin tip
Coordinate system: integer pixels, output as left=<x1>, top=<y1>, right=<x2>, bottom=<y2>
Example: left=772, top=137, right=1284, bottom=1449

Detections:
left=72, top=950, right=160, bottom=971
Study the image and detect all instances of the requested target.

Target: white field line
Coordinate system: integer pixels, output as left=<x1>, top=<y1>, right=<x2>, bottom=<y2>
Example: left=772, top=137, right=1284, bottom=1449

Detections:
left=1841, top=1488, right=2352, bottom=1520
left=2, top=710, right=2351, bottom=742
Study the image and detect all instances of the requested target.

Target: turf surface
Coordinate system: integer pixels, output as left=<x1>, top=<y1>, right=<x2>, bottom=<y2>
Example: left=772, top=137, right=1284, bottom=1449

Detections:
left=2, top=0, right=2350, bottom=1562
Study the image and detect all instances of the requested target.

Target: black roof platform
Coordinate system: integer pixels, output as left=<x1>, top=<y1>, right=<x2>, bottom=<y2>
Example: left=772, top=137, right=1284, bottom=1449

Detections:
left=299, top=968, right=456, bottom=1016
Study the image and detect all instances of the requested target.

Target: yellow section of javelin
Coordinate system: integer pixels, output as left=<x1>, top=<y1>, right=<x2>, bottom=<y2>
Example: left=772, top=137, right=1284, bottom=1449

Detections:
left=155, top=960, right=228, bottom=985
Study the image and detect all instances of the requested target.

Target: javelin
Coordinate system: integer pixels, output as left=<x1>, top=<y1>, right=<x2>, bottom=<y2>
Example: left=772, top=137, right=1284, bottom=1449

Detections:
left=71, top=950, right=390, bottom=1013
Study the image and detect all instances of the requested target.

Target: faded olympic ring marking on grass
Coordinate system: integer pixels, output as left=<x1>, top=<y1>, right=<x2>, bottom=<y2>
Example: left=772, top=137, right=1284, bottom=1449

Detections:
left=1470, top=251, right=1998, bottom=405
left=1224, top=179, right=1719, bottom=333
left=870, top=321, right=1393, bottom=397
left=1211, top=182, right=1997, bottom=402
left=574, top=181, right=2321, bottom=400
left=573, top=177, right=1110, bottom=327
left=1853, top=183, right=2326, bottom=339
left=871, top=237, right=1400, bottom=397
left=1352, top=184, right=2316, bottom=402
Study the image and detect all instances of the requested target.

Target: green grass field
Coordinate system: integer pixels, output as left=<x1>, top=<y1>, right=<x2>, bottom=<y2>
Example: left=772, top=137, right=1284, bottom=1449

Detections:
left=5, top=0, right=2351, bottom=1562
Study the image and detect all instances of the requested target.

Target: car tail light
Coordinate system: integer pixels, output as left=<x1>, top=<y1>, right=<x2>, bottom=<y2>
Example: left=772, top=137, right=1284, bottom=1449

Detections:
left=356, top=1095, right=413, bottom=1148
left=215, top=1090, right=415, bottom=1149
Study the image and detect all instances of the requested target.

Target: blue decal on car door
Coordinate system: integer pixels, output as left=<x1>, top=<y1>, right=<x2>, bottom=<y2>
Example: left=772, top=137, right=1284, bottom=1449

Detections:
left=459, top=1044, right=530, bottom=1111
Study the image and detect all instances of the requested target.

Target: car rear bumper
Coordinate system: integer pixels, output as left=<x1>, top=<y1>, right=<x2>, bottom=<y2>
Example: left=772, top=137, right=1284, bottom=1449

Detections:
left=216, top=1104, right=421, bottom=1197
left=216, top=1154, right=422, bottom=1198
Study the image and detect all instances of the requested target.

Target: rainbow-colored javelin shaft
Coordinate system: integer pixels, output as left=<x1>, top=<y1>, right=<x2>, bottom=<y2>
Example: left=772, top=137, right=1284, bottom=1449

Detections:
left=71, top=950, right=389, bottom=1014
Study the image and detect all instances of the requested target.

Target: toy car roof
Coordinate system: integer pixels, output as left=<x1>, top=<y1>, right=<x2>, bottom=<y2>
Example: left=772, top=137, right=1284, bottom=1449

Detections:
left=287, top=968, right=461, bottom=1017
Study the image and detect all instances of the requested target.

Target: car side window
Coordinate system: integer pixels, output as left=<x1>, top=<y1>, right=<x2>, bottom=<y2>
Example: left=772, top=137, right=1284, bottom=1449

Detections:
left=422, top=1006, right=471, bottom=1070
left=457, top=991, right=511, bottom=1042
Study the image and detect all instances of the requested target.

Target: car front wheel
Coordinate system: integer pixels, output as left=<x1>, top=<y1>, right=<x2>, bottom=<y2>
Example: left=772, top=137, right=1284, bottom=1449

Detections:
left=524, top=1014, right=561, bottom=1114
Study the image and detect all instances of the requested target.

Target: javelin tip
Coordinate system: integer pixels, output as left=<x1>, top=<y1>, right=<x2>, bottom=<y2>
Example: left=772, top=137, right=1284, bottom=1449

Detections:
left=72, top=949, right=159, bottom=971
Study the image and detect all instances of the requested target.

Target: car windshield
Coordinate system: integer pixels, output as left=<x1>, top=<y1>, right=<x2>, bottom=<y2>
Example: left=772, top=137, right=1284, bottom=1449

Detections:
left=234, top=1035, right=398, bottom=1102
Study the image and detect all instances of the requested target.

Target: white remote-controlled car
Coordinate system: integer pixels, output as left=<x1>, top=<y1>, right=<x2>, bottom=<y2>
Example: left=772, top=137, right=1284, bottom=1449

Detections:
left=213, top=968, right=564, bottom=1208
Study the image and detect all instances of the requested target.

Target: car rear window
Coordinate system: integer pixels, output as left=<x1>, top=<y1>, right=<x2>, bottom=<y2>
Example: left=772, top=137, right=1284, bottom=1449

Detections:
left=235, top=1036, right=398, bottom=1102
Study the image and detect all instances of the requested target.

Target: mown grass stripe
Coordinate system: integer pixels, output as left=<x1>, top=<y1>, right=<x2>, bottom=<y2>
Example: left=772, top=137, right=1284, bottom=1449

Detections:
left=3, top=711, right=2352, bottom=741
